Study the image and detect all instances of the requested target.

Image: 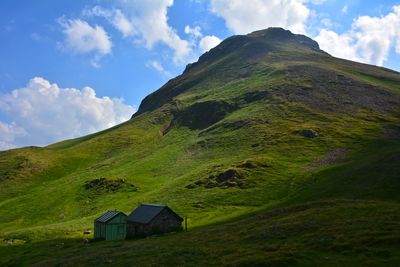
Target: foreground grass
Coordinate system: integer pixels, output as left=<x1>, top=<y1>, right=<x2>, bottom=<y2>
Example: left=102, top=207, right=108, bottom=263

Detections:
left=1, top=199, right=399, bottom=266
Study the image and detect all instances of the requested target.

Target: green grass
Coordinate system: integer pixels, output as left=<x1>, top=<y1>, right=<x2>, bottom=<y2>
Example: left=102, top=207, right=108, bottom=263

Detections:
left=2, top=199, right=400, bottom=266
left=288, top=139, right=400, bottom=204
left=1, top=27, right=400, bottom=266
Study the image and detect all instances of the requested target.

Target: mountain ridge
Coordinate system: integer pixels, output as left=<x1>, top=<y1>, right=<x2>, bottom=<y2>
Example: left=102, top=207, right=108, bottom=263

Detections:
left=134, top=27, right=399, bottom=118
left=133, top=27, right=326, bottom=117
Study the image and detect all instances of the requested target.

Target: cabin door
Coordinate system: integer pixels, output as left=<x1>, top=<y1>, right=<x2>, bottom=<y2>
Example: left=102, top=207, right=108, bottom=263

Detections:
left=117, top=224, right=125, bottom=238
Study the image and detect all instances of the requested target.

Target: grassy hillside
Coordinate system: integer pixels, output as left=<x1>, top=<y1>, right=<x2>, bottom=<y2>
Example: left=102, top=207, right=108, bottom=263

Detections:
left=1, top=28, right=400, bottom=266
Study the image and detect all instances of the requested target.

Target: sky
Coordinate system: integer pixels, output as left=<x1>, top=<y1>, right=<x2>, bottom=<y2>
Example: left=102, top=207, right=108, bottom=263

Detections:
left=1, top=0, right=400, bottom=150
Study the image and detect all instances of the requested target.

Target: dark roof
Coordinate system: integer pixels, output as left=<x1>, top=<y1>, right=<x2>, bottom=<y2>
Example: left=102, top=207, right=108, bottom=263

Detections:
left=95, top=210, right=126, bottom=223
left=126, top=204, right=183, bottom=224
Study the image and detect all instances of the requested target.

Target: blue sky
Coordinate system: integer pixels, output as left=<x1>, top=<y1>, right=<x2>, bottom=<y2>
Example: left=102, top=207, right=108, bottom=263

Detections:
left=1, top=0, right=400, bottom=150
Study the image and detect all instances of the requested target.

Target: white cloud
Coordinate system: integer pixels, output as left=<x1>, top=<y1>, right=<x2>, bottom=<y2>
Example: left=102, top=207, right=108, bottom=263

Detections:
left=315, top=29, right=362, bottom=62
left=87, top=1, right=191, bottom=64
left=58, top=18, right=112, bottom=67
left=0, top=141, right=14, bottom=151
left=199, top=35, right=222, bottom=52
left=59, top=18, right=112, bottom=56
left=210, top=0, right=312, bottom=34
left=320, top=18, right=333, bottom=29
left=84, top=6, right=134, bottom=38
left=0, top=77, right=135, bottom=149
left=184, top=25, right=203, bottom=38
left=184, top=24, right=222, bottom=53
left=0, top=121, right=25, bottom=150
left=183, top=24, right=222, bottom=53
left=145, top=60, right=171, bottom=76
left=341, top=5, right=348, bottom=14
left=315, top=5, right=400, bottom=66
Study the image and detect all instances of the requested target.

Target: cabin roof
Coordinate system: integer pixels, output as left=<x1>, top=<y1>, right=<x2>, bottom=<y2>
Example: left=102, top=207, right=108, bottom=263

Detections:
left=95, top=210, right=126, bottom=223
left=126, top=204, right=182, bottom=224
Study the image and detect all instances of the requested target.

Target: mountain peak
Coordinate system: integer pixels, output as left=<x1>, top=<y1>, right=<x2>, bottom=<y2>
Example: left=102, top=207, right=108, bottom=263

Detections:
left=185, top=27, right=321, bottom=73
left=135, top=28, right=324, bottom=117
left=247, top=27, right=320, bottom=50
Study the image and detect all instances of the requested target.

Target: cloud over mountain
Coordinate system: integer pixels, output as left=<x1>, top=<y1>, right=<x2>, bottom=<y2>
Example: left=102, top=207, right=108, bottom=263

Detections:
left=316, top=5, right=400, bottom=66
left=0, top=77, right=135, bottom=150
left=210, top=0, right=312, bottom=34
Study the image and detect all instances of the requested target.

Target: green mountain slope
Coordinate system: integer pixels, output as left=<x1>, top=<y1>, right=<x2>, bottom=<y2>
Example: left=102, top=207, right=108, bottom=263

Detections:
left=1, top=27, right=400, bottom=266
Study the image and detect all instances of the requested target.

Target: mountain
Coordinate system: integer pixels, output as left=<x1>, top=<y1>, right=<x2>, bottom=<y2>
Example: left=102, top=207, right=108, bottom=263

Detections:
left=1, top=27, right=400, bottom=266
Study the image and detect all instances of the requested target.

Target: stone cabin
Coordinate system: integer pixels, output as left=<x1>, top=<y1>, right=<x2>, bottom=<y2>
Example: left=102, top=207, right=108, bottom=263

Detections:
left=126, top=204, right=183, bottom=238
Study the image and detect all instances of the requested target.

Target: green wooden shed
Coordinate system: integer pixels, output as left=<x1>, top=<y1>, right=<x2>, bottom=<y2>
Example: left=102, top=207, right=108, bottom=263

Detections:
left=94, top=210, right=127, bottom=240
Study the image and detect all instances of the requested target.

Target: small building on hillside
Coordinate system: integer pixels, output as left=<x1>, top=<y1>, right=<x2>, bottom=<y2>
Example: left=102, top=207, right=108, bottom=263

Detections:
left=94, top=210, right=127, bottom=240
left=126, top=204, right=183, bottom=238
